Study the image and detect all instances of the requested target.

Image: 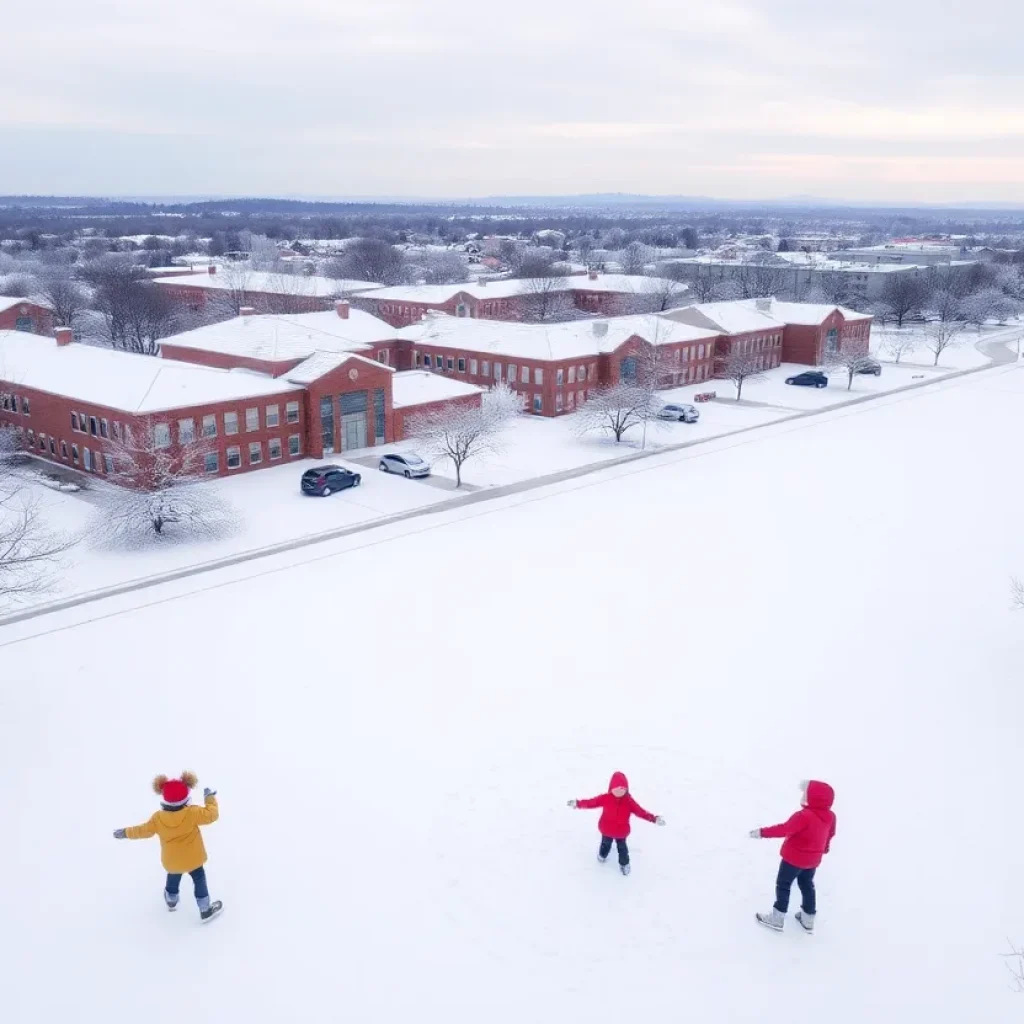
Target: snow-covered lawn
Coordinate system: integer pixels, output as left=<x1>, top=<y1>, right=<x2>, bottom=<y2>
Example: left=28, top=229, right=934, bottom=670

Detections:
left=2, top=363, right=1024, bottom=1022
left=871, top=319, right=1022, bottom=370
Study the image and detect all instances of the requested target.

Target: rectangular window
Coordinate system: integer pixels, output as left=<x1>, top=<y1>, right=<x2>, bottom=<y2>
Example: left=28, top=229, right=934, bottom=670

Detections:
left=567, top=391, right=576, bottom=410
left=71, top=412, right=79, bottom=431
left=555, top=392, right=564, bottom=412
left=1, top=395, right=8, bottom=411
left=374, top=388, right=385, bottom=443
left=266, top=405, right=280, bottom=428
left=112, top=421, right=121, bottom=441
left=533, top=394, right=542, bottom=413
left=578, top=364, right=586, bottom=381
left=556, top=369, right=564, bottom=386
left=245, top=407, right=259, bottom=432
left=61, top=441, right=68, bottom=459
left=521, top=365, right=529, bottom=384
left=226, top=446, right=241, bottom=470
left=431, top=355, right=441, bottom=369
left=446, top=357, right=454, bottom=371
left=568, top=366, right=576, bottom=384
left=48, top=438, right=55, bottom=456
left=89, top=416, right=98, bottom=437
left=482, top=360, right=490, bottom=377
left=376, top=350, right=389, bottom=365
left=78, top=412, right=86, bottom=431
left=72, top=444, right=79, bottom=465
left=83, top=448, right=92, bottom=471
left=103, top=454, right=114, bottom=473
left=153, top=423, right=171, bottom=449
left=470, top=359, right=478, bottom=375
left=534, top=367, right=543, bottom=385
left=100, top=418, right=108, bottom=439
left=493, top=363, right=502, bottom=381
left=698, top=344, right=705, bottom=359
left=588, top=364, right=596, bottom=381
left=249, top=442, right=262, bottom=465
left=224, top=411, right=239, bottom=435
left=577, top=390, right=585, bottom=406
left=21, top=396, right=29, bottom=415
left=508, top=364, right=517, bottom=383
left=286, top=401, right=300, bottom=424
left=37, top=435, right=45, bottom=452
left=9, top=394, right=17, bottom=413
left=203, top=414, right=217, bottom=438
left=288, top=434, right=301, bottom=456
left=178, top=418, right=195, bottom=445
left=458, top=358, right=466, bottom=373
left=269, top=437, right=282, bottom=460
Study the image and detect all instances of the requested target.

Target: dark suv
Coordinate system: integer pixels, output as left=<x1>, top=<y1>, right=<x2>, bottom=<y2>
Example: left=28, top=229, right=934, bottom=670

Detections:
left=300, top=465, right=362, bottom=497
left=785, top=371, right=829, bottom=389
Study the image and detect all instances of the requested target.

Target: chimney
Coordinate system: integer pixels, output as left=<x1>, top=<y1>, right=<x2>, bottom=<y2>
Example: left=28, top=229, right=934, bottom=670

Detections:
left=207, top=264, right=217, bottom=275
left=477, top=277, right=488, bottom=287
left=756, top=296, right=772, bottom=311
left=239, top=306, right=255, bottom=317
left=592, top=321, right=609, bottom=338
left=55, top=327, right=73, bottom=347
left=335, top=299, right=350, bottom=320
left=588, top=269, right=599, bottom=281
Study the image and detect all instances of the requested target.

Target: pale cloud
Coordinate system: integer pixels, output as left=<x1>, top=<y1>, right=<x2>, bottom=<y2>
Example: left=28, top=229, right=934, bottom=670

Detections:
left=0, top=0, right=1021, bottom=201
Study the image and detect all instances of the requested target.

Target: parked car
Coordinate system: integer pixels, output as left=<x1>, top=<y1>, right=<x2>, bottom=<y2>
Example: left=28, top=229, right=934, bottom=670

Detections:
left=378, top=452, right=431, bottom=478
left=300, top=465, right=361, bottom=497
left=855, top=358, right=882, bottom=376
left=785, top=371, right=829, bottom=389
left=656, top=403, right=700, bottom=423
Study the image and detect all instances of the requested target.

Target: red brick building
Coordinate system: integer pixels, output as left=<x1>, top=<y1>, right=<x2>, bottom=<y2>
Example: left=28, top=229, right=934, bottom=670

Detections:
left=0, top=297, right=52, bottom=335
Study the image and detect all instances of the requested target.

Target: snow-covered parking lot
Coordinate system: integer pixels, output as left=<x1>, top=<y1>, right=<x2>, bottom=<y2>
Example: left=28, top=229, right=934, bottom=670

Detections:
left=3, top=361, right=1024, bottom=1022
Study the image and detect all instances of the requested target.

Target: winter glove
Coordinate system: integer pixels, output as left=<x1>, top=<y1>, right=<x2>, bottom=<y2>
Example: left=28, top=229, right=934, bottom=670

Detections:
left=749, top=828, right=762, bottom=839
left=113, top=828, right=126, bottom=839
left=567, top=799, right=577, bottom=808
left=655, top=816, right=666, bottom=826
left=203, top=787, right=217, bottom=799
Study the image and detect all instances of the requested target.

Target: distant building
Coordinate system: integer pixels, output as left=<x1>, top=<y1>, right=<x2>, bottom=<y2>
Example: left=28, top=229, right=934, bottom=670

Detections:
left=0, top=298, right=52, bottom=335
left=828, top=242, right=977, bottom=268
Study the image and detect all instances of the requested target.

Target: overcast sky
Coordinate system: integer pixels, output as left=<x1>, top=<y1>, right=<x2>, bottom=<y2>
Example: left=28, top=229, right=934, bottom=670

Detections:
left=2, top=0, right=1020, bottom=202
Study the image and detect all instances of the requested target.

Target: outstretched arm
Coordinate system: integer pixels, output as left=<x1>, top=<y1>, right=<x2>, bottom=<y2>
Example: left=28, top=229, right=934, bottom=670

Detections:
left=123, top=814, right=158, bottom=840
left=758, top=811, right=806, bottom=839
left=191, top=793, right=219, bottom=826
left=627, top=796, right=657, bottom=824
left=573, top=795, right=605, bottom=810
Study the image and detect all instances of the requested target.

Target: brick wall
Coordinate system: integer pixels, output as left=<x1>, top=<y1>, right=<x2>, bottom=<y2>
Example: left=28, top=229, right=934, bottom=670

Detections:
left=392, top=390, right=482, bottom=440
left=0, top=302, right=52, bottom=335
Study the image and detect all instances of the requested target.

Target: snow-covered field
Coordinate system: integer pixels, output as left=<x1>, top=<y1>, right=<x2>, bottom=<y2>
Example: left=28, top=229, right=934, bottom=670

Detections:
left=3, top=362, right=1024, bottom=1022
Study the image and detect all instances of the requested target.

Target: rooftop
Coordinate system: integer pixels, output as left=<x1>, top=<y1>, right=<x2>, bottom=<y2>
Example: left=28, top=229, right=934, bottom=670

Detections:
left=391, top=370, right=484, bottom=409
left=665, top=298, right=871, bottom=334
left=150, top=269, right=381, bottom=297
left=160, top=308, right=396, bottom=363
left=398, top=312, right=718, bottom=362
left=0, top=296, right=44, bottom=315
left=0, top=331, right=297, bottom=415
left=285, top=351, right=390, bottom=386
left=363, top=274, right=673, bottom=304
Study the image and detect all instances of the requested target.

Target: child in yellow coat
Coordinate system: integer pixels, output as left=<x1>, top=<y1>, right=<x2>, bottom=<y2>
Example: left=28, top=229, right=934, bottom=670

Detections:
left=114, top=771, right=222, bottom=921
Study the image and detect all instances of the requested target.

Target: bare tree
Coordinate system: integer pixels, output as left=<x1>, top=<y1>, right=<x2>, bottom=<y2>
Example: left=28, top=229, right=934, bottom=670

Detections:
left=960, top=287, right=1019, bottom=328
left=38, top=266, right=88, bottom=329
left=619, top=241, right=652, bottom=276
left=923, top=320, right=965, bottom=366
left=880, top=275, right=927, bottom=329
left=575, top=383, right=650, bottom=443
left=92, top=428, right=236, bottom=543
left=625, top=276, right=689, bottom=313
left=881, top=331, right=918, bottom=364
left=519, top=274, right=571, bottom=321
left=826, top=348, right=876, bottom=391
left=82, top=258, right=179, bottom=354
left=0, top=434, right=75, bottom=602
left=405, top=382, right=520, bottom=488
left=511, top=250, right=558, bottom=280
left=415, top=251, right=468, bottom=285
left=817, top=270, right=852, bottom=306
left=716, top=347, right=769, bottom=401
left=328, top=238, right=407, bottom=285
left=927, top=288, right=963, bottom=324
left=736, top=262, right=788, bottom=299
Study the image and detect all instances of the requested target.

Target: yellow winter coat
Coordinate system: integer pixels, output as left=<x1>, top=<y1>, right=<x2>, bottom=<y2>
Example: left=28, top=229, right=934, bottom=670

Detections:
left=125, top=795, right=219, bottom=873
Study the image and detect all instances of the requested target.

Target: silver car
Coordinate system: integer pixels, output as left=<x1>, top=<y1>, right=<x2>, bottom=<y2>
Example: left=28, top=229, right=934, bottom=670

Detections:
left=657, top=402, right=700, bottom=424
left=378, top=452, right=431, bottom=479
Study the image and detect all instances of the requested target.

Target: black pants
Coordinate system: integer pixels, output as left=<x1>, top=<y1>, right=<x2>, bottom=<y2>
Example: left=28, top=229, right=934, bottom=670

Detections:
left=774, top=860, right=816, bottom=914
left=166, top=866, right=209, bottom=906
left=599, top=835, right=629, bottom=866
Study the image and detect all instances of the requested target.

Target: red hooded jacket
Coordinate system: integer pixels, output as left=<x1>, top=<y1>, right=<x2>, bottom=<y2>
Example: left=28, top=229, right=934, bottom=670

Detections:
left=575, top=772, right=657, bottom=839
left=759, top=780, right=837, bottom=870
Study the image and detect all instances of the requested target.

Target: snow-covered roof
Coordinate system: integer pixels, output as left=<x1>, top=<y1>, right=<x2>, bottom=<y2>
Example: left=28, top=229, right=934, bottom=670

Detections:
left=397, top=312, right=718, bottom=362
left=363, top=274, right=667, bottom=304
left=765, top=300, right=872, bottom=325
left=0, top=296, right=44, bottom=315
left=666, top=298, right=871, bottom=334
left=285, top=351, right=390, bottom=386
left=161, top=309, right=396, bottom=363
left=391, top=371, right=484, bottom=409
left=0, top=331, right=298, bottom=415
left=150, top=269, right=381, bottom=297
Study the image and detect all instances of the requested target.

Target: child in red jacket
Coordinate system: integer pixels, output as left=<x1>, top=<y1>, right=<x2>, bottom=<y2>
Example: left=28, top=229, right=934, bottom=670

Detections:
left=750, top=779, right=836, bottom=933
left=568, top=771, right=665, bottom=875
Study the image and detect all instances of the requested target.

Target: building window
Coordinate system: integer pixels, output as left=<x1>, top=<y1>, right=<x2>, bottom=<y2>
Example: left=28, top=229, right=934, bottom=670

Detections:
left=78, top=412, right=86, bottom=431
left=226, top=446, right=241, bottom=469
left=458, top=357, right=466, bottom=373
left=248, top=442, right=262, bottom=465
left=577, top=390, right=585, bottom=406
left=698, top=344, right=705, bottom=359
left=534, top=367, right=543, bottom=385
left=100, top=418, right=108, bottom=439
left=269, top=437, right=282, bottom=460
left=266, top=405, right=280, bottom=428
left=246, top=407, right=259, bottom=431
left=72, top=444, right=79, bottom=465
left=61, top=441, right=68, bottom=459
left=113, top=421, right=121, bottom=441
left=533, top=394, right=543, bottom=413
left=9, top=394, right=18, bottom=413
left=286, top=401, right=300, bottom=424
left=377, top=350, right=389, bottom=365
left=71, top=412, right=79, bottom=431
left=446, top=357, right=454, bottom=371
left=482, top=360, right=490, bottom=377
left=588, top=364, right=596, bottom=381
left=21, top=396, right=29, bottom=416
left=521, top=365, right=529, bottom=384
left=470, top=359, right=478, bottom=375
left=508, top=364, right=517, bottom=383
left=494, top=363, right=502, bottom=381
left=568, top=366, right=576, bottom=384
left=153, top=423, right=171, bottom=448
left=203, top=414, right=217, bottom=438
left=288, top=434, right=301, bottom=456
left=199, top=451, right=217, bottom=474
left=374, top=388, right=385, bottom=443
left=556, top=369, right=564, bottom=386
left=224, top=411, right=239, bottom=435
left=178, top=418, right=195, bottom=444
left=567, top=391, right=576, bottom=409
left=83, top=448, right=92, bottom=471
left=555, top=393, right=564, bottom=412
left=103, top=454, right=114, bottom=473
left=89, top=416, right=98, bottom=437
left=36, top=434, right=43, bottom=451
left=48, top=438, right=55, bottom=456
